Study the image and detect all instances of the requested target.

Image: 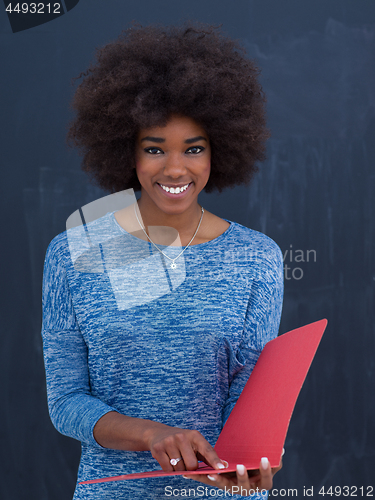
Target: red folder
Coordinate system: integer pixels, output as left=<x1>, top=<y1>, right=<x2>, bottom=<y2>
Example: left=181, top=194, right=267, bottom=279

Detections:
left=80, top=319, right=327, bottom=484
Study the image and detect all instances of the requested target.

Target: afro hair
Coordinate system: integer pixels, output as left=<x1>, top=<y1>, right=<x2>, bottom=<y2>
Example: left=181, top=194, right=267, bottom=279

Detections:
left=66, top=22, right=270, bottom=193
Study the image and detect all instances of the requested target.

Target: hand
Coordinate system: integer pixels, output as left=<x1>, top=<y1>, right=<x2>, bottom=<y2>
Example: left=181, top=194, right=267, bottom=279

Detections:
left=183, top=456, right=283, bottom=495
left=146, top=425, right=227, bottom=473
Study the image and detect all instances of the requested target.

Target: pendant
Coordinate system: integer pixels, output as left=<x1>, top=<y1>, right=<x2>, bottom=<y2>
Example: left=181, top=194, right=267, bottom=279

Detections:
left=170, top=262, right=177, bottom=269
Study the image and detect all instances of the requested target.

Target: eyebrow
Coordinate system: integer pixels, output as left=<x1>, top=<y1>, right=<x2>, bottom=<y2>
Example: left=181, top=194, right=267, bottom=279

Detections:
left=140, top=135, right=207, bottom=144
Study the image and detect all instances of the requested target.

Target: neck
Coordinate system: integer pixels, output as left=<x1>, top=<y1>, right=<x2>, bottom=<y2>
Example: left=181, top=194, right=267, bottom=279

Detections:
left=136, top=196, right=203, bottom=244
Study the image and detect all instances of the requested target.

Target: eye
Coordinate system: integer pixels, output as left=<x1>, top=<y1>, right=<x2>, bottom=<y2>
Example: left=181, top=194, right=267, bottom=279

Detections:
left=144, top=147, right=164, bottom=155
left=186, top=146, right=205, bottom=154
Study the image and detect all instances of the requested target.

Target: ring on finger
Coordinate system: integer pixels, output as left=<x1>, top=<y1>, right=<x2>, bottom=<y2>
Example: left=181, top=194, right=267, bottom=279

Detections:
left=170, top=458, right=182, bottom=466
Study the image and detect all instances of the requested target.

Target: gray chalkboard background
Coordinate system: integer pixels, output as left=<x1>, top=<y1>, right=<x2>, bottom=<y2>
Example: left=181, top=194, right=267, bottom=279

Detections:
left=1, top=1, right=374, bottom=498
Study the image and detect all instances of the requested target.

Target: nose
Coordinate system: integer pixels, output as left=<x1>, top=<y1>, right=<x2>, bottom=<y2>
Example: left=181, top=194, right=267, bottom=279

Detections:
left=163, top=152, right=187, bottom=178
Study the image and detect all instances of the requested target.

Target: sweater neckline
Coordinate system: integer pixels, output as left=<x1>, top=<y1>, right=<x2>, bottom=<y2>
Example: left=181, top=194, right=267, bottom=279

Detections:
left=109, top=211, right=235, bottom=250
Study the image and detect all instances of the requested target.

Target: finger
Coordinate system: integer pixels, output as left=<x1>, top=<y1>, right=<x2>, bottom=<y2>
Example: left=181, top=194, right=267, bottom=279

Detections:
left=194, top=440, right=227, bottom=470
left=235, top=464, right=250, bottom=490
left=251, top=457, right=273, bottom=490
left=165, top=442, right=185, bottom=471
left=165, top=439, right=190, bottom=471
left=272, top=448, right=284, bottom=472
left=155, top=434, right=193, bottom=471
left=177, top=439, right=200, bottom=471
left=152, top=443, right=183, bottom=472
left=168, top=454, right=186, bottom=471
left=166, top=432, right=202, bottom=471
left=154, top=450, right=174, bottom=472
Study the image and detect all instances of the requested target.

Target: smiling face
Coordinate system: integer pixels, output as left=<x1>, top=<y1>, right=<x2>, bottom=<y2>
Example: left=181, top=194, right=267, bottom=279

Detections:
left=135, top=114, right=211, bottom=220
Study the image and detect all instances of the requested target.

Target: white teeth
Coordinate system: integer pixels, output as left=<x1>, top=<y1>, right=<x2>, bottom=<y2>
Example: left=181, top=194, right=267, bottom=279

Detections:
left=160, top=183, right=190, bottom=194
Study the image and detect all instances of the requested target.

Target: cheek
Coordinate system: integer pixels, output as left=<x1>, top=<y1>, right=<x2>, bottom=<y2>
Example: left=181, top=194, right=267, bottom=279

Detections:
left=135, top=159, right=146, bottom=177
left=134, top=162, right=146, bottom=184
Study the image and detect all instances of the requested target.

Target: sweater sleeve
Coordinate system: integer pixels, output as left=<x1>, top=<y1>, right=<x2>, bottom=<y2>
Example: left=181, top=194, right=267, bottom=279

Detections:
left=221, top=240, right=284, bottom=425
left=41, top=235, right=118, bottom=447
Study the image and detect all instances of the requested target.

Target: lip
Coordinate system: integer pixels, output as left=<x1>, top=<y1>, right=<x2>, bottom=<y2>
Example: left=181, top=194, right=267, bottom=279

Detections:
left=156, top=182, right=193, bottom=198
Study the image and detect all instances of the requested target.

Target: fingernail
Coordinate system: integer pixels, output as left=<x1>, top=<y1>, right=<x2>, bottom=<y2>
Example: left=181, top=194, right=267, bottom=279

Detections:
left=207, top=475, right=216, bottom=481
left=217, top=463, right=225, bottom=469
left=237, top=464, right=246, bottom=475
left=261, top=457, right=269, bottom=470
left=183, top=475, right=191, bottom=480
left=222, top=460, right=229, bottom=468
left=282, top=448, right=285, bottom=456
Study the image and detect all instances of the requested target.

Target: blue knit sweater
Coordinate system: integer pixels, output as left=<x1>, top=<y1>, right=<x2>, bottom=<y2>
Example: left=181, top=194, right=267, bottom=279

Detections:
left=41, top=211, right=284, bottom=499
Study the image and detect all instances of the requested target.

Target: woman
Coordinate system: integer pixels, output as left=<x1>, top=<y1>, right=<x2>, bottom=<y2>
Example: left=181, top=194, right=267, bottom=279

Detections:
left=42, top=23, right=284, bottom=499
